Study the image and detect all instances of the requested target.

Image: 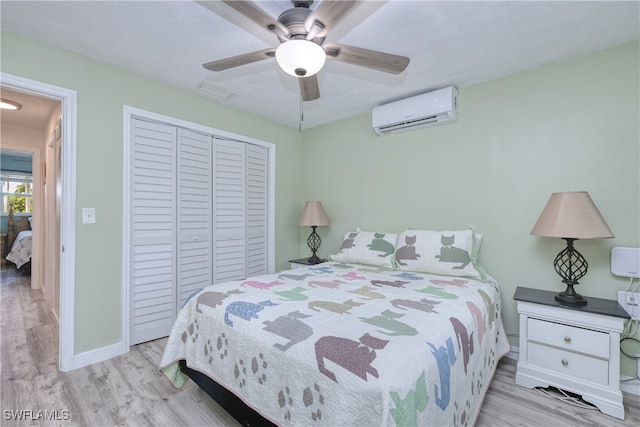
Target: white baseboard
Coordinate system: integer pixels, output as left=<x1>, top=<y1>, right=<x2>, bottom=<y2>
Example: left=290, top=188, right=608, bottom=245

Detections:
left=70, top=341, right=128, bottom=370
left=505, top=345, right=519, bottom=361
left=620, top=376, right=640, bottom=396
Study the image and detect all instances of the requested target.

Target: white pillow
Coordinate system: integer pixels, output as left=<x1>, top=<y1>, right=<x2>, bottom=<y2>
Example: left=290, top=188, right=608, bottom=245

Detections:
left=330, top=229, right=398, bottom=269
left=395, top=228, right=486, bottom=280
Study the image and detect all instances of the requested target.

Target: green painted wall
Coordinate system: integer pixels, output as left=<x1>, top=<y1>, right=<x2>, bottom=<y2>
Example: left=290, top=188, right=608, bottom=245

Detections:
left=2, top=29, right=639, bottom=377
left=1, top=31, right=304, bottom=353
left=301, top=40, right=640, bottom=375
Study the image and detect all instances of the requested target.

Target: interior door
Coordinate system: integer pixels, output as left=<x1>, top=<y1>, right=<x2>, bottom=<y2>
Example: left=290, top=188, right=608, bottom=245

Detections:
left=176, top=128, right=212, bottom=309
left=212, top=139, right=246, bottom=283
left=130, top=119, right=177, bottom=345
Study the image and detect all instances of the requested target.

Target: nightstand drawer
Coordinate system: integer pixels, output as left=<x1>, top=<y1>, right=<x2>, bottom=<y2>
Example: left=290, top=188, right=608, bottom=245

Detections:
left=528, top=341, right=609, bottom=385
left=528, top=318, right=609, bottom=359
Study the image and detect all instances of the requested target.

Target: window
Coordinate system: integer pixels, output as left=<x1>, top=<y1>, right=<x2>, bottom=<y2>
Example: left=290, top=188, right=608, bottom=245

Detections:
left=1, top=172, right=33, bottom=214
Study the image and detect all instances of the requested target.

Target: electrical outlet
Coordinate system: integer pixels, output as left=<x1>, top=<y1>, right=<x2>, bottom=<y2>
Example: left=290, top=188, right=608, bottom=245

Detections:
left=618, top=291, right=640, bottom=320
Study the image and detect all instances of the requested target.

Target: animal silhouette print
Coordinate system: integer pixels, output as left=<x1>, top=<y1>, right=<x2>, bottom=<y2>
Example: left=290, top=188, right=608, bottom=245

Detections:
left=391, top=298, right=440, bottom=313
left=339, top=232, right=359, bottom=252
left=395, top=235, right=421, bottom=265
left=308, top=299, right=362, bottom=314
left=435, top=235, right=471, bottom=269
left=196, top=289, right=243, bottom=313
left=450, top=317, right=474, bottom=373
left=241, top=280, right=284, bottom=290
left=315, top=333, right=388, bottom=382
left=273, top=286, right=311, bottom=301
left=428, top=338, right=456, bottom=410
left=417, top=285, right=458, bottom=299
left=263, top=311, right=313, bottom=351
left=389, top=371, right=428, bottom=426
left=370, top=279, right=409, bottom=288
left=466, top=301, right=486, bottom=343
left=341, top=271, right=366, bottom=281
left=224, top=300, right=278, bottom=327
left=360, top=310, right=418, bottom=336
left=367, top=233, right=395, bottom=257
left=278, top=272, right=313, bottom=281
left=308, top=279, right=343, bottom=289
left=348, top=285, right=386, bottom=300
left=393, top=272, right=424, bottom=281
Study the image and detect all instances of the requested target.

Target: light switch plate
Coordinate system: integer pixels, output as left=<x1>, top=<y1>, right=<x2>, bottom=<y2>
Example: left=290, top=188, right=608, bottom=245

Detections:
left=82, top=207, right=96, bottom=224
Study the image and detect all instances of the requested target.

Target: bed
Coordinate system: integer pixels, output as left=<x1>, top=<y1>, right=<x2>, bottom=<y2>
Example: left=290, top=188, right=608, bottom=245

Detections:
left=160, top=228, right=510, bottom=426
left=4, top=203, right=32, bottom=275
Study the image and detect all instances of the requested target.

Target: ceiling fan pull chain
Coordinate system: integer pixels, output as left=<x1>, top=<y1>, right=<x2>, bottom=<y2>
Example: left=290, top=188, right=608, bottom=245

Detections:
left=299, top=95, right=304, bottom=133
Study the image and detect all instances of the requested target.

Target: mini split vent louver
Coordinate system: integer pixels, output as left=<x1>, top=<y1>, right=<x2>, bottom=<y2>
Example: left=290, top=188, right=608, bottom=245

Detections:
left=372, top=86, right=458, bottom=136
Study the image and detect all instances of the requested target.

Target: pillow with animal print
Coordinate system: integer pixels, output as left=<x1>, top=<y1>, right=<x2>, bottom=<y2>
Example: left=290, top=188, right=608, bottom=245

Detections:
left=330, top=229, right=398, bottom=268
left=395, top=229, right=486, bottom=280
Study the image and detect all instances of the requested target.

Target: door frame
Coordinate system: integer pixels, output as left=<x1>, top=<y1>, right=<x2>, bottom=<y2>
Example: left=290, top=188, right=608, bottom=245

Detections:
left=1, top=72, right=78, bottom=372
left=122, top=105, right=275, bottom=348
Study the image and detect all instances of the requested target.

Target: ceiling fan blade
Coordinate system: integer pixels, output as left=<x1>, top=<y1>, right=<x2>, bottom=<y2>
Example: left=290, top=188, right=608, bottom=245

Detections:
left=324, top=42, right=410, bottom=74
left=305, top=0, right=360, bottom=38
left=218, top=0, right=288, bottom=35
left=203, top=48, right=276, bottom=72
left=299, top=76, right=320, bottom=101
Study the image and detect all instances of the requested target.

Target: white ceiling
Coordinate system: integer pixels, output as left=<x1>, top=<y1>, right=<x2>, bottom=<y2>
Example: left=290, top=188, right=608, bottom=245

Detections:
left=0, top=87, right=59, bottom=130
left=1, top=1, right=638, bottom=130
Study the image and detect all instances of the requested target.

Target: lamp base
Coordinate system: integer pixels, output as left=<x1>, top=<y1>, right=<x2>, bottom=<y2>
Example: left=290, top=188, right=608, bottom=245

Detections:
left=307, top=255, right=322, bottom=264
left=555, top=287, right=588, bottom=306
left=552, top=238, right=589, bottom=306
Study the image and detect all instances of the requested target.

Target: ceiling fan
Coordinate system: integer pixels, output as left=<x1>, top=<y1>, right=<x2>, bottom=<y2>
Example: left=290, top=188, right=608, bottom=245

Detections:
left=199, top=0, right=410, bottom=101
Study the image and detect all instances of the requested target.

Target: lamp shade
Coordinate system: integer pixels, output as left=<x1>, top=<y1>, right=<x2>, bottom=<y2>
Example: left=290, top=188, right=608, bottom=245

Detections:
left=298, top=201, right=330, bottom=227
left=275, top=40, right=326, bottom=77
left=531, top=191, right=614, bottom=239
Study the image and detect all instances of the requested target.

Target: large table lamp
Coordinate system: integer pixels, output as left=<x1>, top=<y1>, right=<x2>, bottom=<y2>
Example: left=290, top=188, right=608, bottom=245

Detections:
left=298, top=201, right=330, bottom=264
left=531, top=191, right=614, bottom=306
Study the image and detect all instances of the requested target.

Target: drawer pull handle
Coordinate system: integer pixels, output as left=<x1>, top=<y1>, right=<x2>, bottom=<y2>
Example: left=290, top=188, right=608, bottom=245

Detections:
left=564, top=336, right=571, bottom=344
left=561, top=359, right=569, bottom=366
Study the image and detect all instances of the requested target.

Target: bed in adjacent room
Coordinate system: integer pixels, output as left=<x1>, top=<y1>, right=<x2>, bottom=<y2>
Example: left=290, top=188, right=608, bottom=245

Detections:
left=160, top=228, right=510, bottom=426
left=4, top=203, right=32, bottom=275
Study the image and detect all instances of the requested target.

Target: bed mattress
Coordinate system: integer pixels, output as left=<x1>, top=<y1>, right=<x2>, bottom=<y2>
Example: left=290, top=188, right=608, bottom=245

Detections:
left=160, top=261, right=509, bottom=426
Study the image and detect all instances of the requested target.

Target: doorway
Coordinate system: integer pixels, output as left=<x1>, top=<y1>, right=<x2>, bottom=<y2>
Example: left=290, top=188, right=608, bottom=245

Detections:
left=1, top=72, right=77, bottom=372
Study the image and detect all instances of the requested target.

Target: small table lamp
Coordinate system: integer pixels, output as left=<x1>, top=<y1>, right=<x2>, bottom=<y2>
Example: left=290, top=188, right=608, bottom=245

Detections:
left=531, top=191, right=614, bottom=306
left=298, top=201, right=330, bottom=264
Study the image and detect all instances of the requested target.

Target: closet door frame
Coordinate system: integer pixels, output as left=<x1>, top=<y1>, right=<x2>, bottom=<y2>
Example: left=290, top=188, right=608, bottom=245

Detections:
left=122, top=106, right=275, bottom=348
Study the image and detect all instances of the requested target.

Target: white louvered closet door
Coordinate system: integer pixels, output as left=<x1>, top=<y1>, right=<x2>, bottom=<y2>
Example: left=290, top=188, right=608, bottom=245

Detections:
left=131, top=119, right=177, bottom=345
left=177, top=129, right=212, bottom=309
left=246, top=144, right=269, bottom=277
left=213, top=139, right=246, bottom=283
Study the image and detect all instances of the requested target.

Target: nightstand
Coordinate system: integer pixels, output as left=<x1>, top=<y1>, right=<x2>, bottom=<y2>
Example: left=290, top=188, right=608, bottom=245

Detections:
left=514, top=286, right=630, bottom=420
left=288, top=257, right=327, bottom=269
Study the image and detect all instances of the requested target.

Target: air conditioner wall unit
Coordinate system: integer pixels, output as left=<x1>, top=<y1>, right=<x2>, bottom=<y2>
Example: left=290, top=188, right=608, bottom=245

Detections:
left=372, top=86, right=459, bottom=136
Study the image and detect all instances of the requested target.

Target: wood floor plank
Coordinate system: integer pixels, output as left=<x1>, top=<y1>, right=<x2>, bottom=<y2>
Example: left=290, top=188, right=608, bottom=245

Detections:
left=2, top=264, right=638, bottom=426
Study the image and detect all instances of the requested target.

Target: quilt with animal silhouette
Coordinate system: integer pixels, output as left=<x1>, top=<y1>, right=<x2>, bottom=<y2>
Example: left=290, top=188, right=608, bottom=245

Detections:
left=160, top=262, right=510, bottom=427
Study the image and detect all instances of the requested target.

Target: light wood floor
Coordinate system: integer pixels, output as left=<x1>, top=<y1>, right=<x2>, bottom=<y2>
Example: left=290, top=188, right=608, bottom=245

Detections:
left=1, top=265, right=638, bottom=426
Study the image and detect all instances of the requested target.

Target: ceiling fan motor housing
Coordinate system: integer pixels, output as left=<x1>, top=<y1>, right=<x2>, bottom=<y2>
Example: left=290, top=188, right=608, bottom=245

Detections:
left=277, top=4, right=325, bottom=45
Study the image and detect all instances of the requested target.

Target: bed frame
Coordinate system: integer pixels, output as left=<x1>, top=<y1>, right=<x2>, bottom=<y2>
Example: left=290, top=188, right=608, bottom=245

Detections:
left=178, top=360, right=276, bottom=427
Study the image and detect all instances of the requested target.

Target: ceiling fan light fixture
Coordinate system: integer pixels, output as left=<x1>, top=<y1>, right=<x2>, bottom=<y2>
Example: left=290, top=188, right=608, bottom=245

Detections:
left=0, top=98, right=22, bottom=110
left=275, top=39, right=326, bottom=77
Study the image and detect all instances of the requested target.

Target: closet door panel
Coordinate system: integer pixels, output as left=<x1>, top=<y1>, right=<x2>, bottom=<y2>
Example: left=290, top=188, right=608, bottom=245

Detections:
left=177, top=129, right=212, bottom=308
left=131, top=119, right=176, bottom=345
left=213, top=140, right=246, bottom=283
left=246, top=144, right=269, bottom=277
